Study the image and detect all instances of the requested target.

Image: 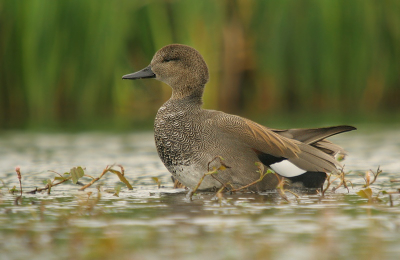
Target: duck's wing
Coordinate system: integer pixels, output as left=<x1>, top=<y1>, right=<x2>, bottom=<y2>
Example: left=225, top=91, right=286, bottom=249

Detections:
left=272, top=126, right=356, bottom=155
left=272, top=125, right=356, bottom=144
left=210, top=112, right=342, bottom=176
left=312, top=139, right=347, bottom=156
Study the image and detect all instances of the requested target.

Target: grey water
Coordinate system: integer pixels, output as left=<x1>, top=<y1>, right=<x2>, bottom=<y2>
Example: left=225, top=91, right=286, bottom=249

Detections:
left=0, top=126, right=399, bottom=260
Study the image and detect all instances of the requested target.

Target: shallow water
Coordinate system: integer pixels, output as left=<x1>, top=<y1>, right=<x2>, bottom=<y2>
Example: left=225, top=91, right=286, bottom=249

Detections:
left=0, top=126, right=400, bottom=260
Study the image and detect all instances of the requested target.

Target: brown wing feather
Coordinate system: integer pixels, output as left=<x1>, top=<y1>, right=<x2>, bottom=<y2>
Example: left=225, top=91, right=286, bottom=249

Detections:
left=289, top=143, right=342, bottom=173
left=272, top=125, right=356, bottom=144
left=243, top=118, right=300, bottom=156
left=312, top=139, right=347, bottom=156
left=272, top=125, right=356, bottom=157
left=212, top=112, right=300, bottom=159
left=210, top=111, right=349, bottom=174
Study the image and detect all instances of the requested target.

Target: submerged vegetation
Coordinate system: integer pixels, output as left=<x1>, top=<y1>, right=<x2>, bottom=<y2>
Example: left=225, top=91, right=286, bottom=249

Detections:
left=1, top=0, right=400, bottom=130
left=1, top=162, right=400, bottom=259
left=25, top=165, right=132, bottom=195
left=5, top=161, right=399, bottom=205
left=1, top=130, right=400, bottom=259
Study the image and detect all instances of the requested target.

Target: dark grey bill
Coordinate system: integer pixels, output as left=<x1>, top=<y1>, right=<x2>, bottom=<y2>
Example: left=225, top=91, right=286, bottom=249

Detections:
left=122, top=65, right=156, bottom=80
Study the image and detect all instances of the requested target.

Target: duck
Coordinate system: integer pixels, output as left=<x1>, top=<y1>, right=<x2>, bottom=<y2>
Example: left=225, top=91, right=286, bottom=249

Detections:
left=122, top=44, right=356, bottom=191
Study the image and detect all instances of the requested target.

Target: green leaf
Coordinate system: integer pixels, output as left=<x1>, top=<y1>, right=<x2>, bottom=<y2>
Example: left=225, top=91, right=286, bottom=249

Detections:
left=70, top=166, right=85, bottom=184
left=152, top=177, right=161, bottom=189
left=357, top=188, right=373, bottom=199
left=109, top=169, right=133, bottom=190
left=218, top=165, right=227, bottom=171
left=54, top=176, right=65, bottom=181
left=113, top=185, right=122, bottom=197
left=76, top=166, right=84, bottom=177
left=336, top=154, right=345, bottom=162
left=9, top=185, right=17, bottom=194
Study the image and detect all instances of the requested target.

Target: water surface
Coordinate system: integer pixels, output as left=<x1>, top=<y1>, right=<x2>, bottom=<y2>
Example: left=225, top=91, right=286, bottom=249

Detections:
left=0, top=127, right=399, bottom=260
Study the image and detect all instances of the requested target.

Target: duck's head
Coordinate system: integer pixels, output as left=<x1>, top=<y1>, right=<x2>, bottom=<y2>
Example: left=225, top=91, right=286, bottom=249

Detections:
left=123, top=44, right=209, bottom=99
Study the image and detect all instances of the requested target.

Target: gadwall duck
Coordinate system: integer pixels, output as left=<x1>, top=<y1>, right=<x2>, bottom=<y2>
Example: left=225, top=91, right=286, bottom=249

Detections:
left=123, top=44, right=356, bottom=191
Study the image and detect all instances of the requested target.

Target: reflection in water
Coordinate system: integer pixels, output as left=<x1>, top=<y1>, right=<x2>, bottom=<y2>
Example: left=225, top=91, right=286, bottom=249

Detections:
left=0, top=128, right=399, bottom=259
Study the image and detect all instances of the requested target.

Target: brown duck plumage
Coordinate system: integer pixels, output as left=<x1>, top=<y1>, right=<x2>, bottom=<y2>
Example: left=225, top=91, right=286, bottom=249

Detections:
left=122, top=44, right=356, bottom=191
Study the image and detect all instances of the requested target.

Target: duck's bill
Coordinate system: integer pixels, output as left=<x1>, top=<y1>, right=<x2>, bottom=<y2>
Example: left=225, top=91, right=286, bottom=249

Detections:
left=122, top=65, right=156, bottom=80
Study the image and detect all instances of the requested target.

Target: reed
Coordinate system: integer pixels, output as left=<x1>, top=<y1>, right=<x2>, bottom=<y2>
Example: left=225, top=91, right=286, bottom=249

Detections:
left=0, top=0, right=399, bottom=130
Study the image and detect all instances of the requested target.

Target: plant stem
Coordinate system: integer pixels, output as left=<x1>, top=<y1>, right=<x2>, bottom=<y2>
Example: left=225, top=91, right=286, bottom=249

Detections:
left=27, top=177, right=71, bottom=193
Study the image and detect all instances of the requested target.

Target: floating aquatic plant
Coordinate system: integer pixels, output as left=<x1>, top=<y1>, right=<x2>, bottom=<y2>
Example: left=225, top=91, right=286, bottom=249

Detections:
left=27, top=164, right=133, bottom=195
left=5, top=160, right=398, bottom=207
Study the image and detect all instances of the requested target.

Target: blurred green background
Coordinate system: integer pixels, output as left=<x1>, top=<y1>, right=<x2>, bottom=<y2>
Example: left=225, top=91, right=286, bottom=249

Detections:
left=1, top=0, right=399, bottom=131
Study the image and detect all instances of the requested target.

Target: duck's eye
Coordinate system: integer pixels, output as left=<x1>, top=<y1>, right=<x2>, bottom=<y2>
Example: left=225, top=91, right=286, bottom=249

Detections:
left=163, top=58, right=179, bottom=63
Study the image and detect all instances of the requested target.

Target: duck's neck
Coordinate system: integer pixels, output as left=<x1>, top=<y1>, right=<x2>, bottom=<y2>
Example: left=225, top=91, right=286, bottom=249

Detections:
left=170, top=85, right=204, bottom=106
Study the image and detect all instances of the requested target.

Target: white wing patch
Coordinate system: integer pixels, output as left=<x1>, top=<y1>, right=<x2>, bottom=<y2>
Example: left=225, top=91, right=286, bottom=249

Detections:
left=270, top=160, right=306, bottom=177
